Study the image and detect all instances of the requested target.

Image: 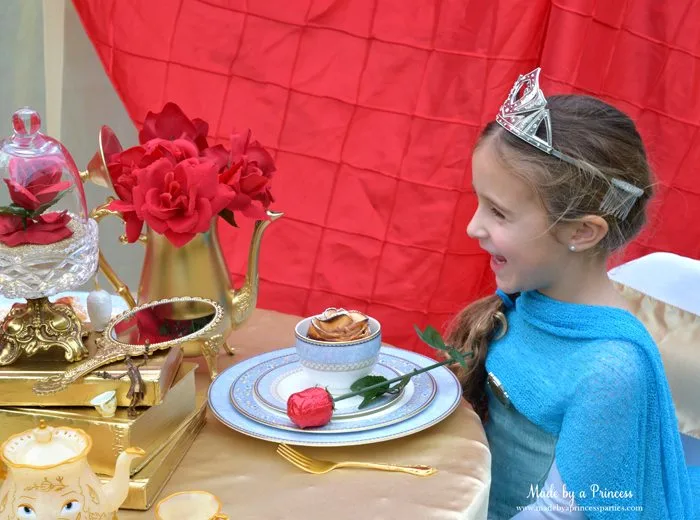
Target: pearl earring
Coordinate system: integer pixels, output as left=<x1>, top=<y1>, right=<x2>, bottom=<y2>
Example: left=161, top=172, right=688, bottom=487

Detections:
left=569, top=244, right=576, bottom=252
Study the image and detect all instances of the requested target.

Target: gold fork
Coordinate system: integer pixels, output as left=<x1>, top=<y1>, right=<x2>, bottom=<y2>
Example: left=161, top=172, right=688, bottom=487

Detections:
left=276, top=444, right=437, bottom=477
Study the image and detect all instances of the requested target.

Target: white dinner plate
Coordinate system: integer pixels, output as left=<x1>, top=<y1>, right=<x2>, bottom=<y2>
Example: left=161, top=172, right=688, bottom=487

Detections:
left=209, top=346, right=462, bottom=447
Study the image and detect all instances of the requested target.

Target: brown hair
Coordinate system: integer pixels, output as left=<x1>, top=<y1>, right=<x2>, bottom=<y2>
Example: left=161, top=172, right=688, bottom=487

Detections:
left=449, top=94, right=653, bottom=419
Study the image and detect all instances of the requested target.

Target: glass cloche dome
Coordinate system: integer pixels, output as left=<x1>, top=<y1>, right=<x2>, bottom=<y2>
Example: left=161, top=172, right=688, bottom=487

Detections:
left=0, top=107, right=98, bottom=299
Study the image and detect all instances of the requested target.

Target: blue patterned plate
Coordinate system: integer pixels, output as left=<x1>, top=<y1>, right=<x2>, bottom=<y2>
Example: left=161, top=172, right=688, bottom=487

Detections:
left=230, top=349, right=436, bottom=433
left=253, top=355, right=405, bottom=419
left=209, top=346, right=462, bottom=446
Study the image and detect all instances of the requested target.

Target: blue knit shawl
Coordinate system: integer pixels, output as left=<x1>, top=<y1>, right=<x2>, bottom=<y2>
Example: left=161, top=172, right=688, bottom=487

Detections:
left=486, top=290, right=695, bottom=519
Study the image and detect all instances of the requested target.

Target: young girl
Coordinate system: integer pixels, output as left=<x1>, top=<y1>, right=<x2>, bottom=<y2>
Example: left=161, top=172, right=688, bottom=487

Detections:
left=449, top=69, right=700, bottom=519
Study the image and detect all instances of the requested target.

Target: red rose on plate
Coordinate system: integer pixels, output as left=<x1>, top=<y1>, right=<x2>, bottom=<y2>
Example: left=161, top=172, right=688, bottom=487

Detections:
left=0, top=211, right=72, bottom=246
left=132, top=157, right=236, bottom=247
left=286, top=387, right=335, bottom=429
left=4, top=158, right=71, bottom=212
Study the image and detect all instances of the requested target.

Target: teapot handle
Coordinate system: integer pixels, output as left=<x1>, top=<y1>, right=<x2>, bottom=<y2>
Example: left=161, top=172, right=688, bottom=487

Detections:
left=90, top=197, right=145, bottom=309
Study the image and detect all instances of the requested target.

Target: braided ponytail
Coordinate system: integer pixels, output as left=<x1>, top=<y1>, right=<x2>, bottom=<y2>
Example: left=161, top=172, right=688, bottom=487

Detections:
left=446, top=294, right=508, bottom=420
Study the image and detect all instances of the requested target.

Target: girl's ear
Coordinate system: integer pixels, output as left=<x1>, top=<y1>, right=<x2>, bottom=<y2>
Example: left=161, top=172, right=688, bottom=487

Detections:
left=560, top=215, right=609, bottom=251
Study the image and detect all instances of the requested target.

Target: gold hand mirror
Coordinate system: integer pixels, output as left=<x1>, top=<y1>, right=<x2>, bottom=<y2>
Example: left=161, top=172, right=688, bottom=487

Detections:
left=33, top=296, right=226, bottom=395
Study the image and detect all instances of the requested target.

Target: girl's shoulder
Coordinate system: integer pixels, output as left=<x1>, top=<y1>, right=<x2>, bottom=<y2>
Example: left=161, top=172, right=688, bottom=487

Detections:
left=573, top=339, right=649, bottom=395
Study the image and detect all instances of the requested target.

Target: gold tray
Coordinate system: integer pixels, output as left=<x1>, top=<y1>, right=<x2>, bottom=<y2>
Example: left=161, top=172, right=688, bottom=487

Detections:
left=0, top=363, right=197, bottom=476
left=0, top=338, right=183, bottom=407
left=113, top=395, right=207, bottom=510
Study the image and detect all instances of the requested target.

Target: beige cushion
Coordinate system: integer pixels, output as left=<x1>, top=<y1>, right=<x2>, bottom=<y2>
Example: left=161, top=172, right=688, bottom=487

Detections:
left=613, top=282, right=700, bottom=439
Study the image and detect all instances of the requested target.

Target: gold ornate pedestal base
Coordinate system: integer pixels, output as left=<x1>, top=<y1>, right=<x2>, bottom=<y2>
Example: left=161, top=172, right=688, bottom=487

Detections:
left=0, top=297, right=88, bottom=365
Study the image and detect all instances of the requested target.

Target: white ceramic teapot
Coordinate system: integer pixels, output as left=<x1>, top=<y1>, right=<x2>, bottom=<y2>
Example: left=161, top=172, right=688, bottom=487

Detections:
left=0, top=421, right=144, bottom=519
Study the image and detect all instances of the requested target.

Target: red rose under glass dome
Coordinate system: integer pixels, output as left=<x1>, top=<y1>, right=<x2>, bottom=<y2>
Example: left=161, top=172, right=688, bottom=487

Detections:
left=0, top=108, right=98, bottom=299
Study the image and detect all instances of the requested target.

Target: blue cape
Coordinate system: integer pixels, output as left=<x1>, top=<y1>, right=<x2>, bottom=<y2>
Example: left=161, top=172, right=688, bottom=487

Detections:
left=486, top=290, right=696, bottom=519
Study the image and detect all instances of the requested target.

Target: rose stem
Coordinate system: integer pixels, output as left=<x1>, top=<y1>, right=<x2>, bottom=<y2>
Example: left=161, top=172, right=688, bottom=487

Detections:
left=332, top=359, right=452, bottom=402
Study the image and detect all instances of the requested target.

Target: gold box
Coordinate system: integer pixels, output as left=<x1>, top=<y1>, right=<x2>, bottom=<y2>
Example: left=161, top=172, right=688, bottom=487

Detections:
left=0, top=362, right=197, bottom=476
left=113, top=395, right=207, bottom=510
left=0, top=344, right=183, bottom=407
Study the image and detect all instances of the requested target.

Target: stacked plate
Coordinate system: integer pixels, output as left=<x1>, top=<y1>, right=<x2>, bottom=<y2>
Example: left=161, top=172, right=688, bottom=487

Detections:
left=208, top=346, right=462, bottom=446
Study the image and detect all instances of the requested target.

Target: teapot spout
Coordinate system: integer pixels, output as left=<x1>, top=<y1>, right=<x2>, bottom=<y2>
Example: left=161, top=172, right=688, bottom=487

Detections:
left=229, top=210, right=283, bottom=329
left=102, top=447, right=145, bottom=511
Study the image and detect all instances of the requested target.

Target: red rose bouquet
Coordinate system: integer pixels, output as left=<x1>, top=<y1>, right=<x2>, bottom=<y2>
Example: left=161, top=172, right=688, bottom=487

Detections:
left=106, top=103, right=276, bottom=247
left=0, top=157, right=73, bottom=246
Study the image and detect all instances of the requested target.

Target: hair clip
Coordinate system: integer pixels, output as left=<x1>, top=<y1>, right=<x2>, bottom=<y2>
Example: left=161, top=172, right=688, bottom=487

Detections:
left=599, top=178, right=644, bottom=220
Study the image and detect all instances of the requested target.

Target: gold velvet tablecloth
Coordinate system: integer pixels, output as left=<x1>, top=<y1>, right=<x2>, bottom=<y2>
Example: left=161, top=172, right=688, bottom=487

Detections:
left=121, top=310, right=491, bottom=520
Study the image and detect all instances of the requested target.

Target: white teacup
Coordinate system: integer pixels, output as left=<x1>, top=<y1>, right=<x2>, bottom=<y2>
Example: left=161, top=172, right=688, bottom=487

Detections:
left=294, top=315, right=382, bottom=392
left=155, top=491, right=228, bottom=520
left=90, top=390, right=117, bottom=418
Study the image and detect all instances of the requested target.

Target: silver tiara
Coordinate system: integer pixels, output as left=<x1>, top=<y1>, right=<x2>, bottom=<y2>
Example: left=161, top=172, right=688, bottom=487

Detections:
left=496, top=68, right=643, bottom=220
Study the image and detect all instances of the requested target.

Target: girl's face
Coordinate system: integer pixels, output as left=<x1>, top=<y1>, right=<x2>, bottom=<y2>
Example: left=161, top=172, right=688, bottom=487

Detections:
left=467, top=139, right=571, bottom=295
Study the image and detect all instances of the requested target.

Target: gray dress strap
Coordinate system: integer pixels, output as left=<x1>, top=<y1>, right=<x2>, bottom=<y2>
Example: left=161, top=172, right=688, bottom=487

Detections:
left=485, top=373, right=558, bottom=519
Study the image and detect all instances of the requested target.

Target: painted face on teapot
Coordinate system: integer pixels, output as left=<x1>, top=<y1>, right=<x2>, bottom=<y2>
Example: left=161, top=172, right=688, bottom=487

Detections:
left=0, top=422, right=142, bottom=520
left=2, top=477, right=84, bottom=520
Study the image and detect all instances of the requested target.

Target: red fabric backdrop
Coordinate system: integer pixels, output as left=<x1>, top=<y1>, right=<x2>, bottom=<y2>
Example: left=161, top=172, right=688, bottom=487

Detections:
left=72, top=0, right=700, bottom=355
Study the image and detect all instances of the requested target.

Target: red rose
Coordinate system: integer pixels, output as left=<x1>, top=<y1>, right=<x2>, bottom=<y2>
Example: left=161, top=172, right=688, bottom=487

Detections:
left=219, top=130, right=276, bottom=219
left=106, top=103, right=278, bottom=243
left=286, top=387, right=334, bottom=429
left=0, top=211, right=72, bottom=246
left=107, top=139, right=200, bottom=244
left=141, top=138, right=199, bottom=164
left=106, top=147, right=147, bottom=243
left=230, top=130, right=276, bottom=180
left=106, top=198, right=144, bottom=244
left=201, top=144, right=230, bottom=171
left=3, top=158, right=71, bottom=212
left=138, top=102, right=210, bottom=152
left=132, top=157, right=236, bottom=247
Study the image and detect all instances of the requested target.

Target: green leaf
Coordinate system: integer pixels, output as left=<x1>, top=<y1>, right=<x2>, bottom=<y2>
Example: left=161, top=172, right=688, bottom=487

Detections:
left=447, top=348, right=470, bottom=369
left=358, top=393, right=385, bottom=409
left=0, top=205, right=30, bottom=217
left=350, top=375, right=388, bottom=393
left=350, top=375, right=393, bottom=409
left=413, top=324, right=446, bottom=350
left=387, top=374, right=411, bottom=394
left=358, top=374, right=412, bottom=407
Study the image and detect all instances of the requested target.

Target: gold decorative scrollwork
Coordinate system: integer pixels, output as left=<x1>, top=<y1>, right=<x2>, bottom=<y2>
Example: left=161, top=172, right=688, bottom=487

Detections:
left=201, top=334, right=224, bottom=380
left=87, top=484, right=100, bottom=505
left=0, top=297, right=88, bottom=365
left=33, top=296, right=225, bottom=394
left=25, top=475, right=67, bottom=493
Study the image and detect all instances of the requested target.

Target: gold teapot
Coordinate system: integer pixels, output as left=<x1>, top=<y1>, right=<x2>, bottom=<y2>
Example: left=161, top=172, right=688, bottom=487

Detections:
left=0, top=421, right=144, bottom=519
left=82, top=127, right=282, bottom=357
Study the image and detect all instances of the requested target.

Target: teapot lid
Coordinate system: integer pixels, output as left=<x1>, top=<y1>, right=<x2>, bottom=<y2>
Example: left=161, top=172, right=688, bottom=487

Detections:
left=1, top=420, right=92, bottom=469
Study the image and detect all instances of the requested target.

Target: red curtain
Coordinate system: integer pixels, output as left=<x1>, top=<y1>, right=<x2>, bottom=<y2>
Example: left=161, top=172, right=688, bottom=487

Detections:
left=72, top=0, right=700, bottom=355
